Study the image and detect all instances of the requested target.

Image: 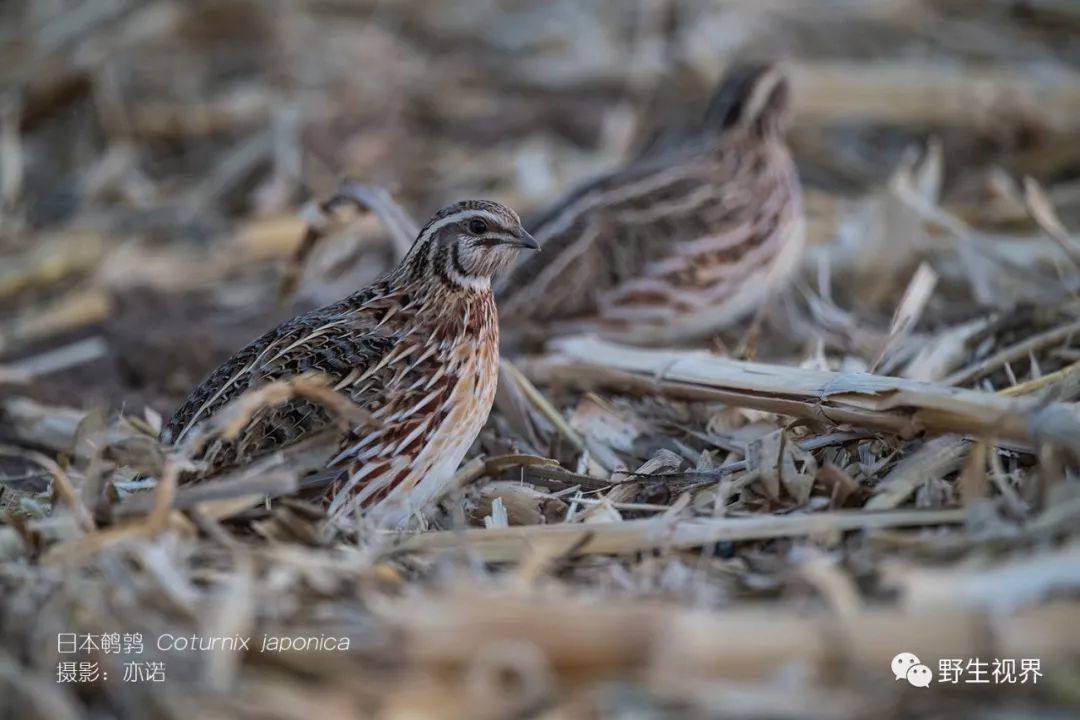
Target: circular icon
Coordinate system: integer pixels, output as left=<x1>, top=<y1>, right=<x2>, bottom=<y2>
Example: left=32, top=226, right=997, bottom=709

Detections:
left=906, top=664, right=933, bottom=688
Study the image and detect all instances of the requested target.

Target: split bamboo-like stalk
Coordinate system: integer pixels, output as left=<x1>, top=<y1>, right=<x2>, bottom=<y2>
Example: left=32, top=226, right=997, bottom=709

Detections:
left=532, top=336, right=1080, bottom=452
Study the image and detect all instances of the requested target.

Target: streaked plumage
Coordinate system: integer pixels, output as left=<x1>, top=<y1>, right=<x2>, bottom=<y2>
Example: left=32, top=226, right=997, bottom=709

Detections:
left=498, top=62, right=804, bottom=345
left=162, top=200, right=537, bottom=527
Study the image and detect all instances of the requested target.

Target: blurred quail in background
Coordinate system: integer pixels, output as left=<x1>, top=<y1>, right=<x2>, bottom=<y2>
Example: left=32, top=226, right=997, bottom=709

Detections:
left=498, top=62, right=804, bottom=346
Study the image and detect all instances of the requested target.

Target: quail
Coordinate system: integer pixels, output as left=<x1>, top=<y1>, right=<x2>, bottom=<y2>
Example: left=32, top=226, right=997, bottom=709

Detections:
left=498, top=62, right=803, bottom=346
left=162, top=201, right=538, bottom=527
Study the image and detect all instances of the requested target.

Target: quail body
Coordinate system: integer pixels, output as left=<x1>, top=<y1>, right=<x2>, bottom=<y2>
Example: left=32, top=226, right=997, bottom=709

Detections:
left=162, top=201, right=537, bottom=527
left=498, top=62, right=804, bottom=346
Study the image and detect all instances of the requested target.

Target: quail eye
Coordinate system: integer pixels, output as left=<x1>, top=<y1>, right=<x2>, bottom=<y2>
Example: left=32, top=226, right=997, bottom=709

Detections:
left=467, top=219, right=488, bottom=235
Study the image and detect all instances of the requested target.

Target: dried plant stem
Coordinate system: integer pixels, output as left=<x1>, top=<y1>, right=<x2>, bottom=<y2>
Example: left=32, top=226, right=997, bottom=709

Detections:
left=500, top=359, right=587, bottom=454
left=385, top=594, right=1080, bottom=678
left=389, top=507, right=966, bottom=562
left=997, top=358, right=1080, bottom=397
left=867, top=435, right=969, bottom=510
left=943, top=318, right=1080, bottom=387
left=543, top=337, right=1080, bottom=452
left=791, top=61, right=1080, bottom=131
left=116, top=467, right=300, bottom=517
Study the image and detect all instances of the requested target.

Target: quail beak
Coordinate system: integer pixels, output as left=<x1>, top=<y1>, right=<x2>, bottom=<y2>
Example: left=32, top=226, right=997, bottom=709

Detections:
left=506, top=230, right=539, bottom=251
